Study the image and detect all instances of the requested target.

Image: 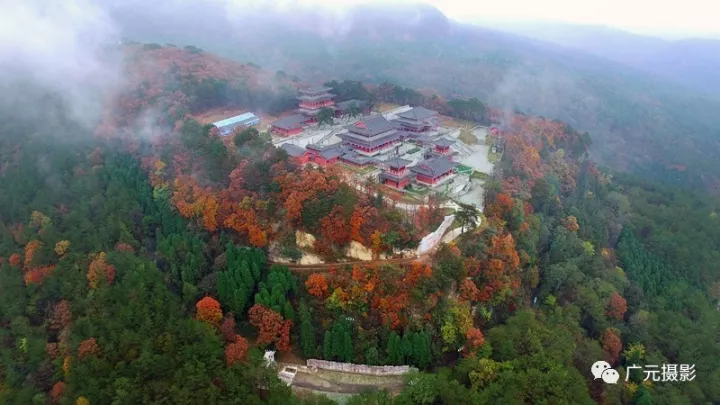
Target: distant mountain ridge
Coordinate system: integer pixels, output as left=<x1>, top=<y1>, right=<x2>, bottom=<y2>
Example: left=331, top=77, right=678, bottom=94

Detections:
left=107, top=1, right=720, bottom=191
left=481, top=21, right=720, bottom=96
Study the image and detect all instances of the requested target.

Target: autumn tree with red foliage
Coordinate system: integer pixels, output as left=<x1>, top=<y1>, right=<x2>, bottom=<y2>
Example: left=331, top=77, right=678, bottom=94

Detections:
left=51, top=381, right=65, bottom=403
left=403, top=261, right=432, bottom=287
left=225, top=335, right=249, bottom=366
left=87, top=252, right=116, bottom=289
left=24, top=265, right=55, bottom=286
left=248, top=304, right=293, bottom=351
left=24, top=240, right=42, bottom=268
left=196, top=296, right=223, bottom=328
left=463, top=327, right=486, bottom=357
left=277, top=319, right=293, bottom=352
left=564, top=215, right=580, bottom=232
left=78, top=337, right=100, bottom=360
left=8, top=253, right=21, bottom=267
left=487, top=193, right=514, bottom=220
left=477, top=234, right=522, bottom=304
left=305, top=273, right=329, bottom=298
left=50, top=300, right=72, bottom=331
left=601, top=328, right=622, bottom=364
left=320, top=206, right=350, bottom=246
left=248, top=225, right=268, bottom=248
left=219, top=314, right=237, bottom=343
left=605, top=292, right=627, bottom=321
left=459, top=279, right=480, bottom=302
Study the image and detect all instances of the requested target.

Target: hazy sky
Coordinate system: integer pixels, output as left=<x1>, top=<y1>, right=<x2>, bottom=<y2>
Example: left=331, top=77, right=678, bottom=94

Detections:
left=280, top=0, right=720, bottom=37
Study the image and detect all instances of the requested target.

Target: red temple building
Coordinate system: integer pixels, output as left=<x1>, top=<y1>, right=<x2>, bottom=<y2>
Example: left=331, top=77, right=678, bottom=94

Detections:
left=281, top=143, right=311, bottom=165
left=271, top=85, right=338, bottom=136
left=296, top=86, right=335, bottom=123
left=393, top=106, right=439, bottom=134
left=409, top=156, right=458, bottom=186
left=379, top=157, right=415, bottom=189
left=338, top=115, right=400, bottom=156
left=271, top=114, right=306, bottom=137
left=306, top=144, right=343, bottom=167
left=433, top=138, right=455, bottom=156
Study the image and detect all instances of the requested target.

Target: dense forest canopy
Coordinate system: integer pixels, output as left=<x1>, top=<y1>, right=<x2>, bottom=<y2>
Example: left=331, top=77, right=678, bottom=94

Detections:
left=0, top=23, right=719, bottom=405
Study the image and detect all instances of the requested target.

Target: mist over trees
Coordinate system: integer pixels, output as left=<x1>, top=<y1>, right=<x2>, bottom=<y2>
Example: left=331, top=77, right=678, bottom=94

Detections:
left=0, top=1, right=719, bottom=405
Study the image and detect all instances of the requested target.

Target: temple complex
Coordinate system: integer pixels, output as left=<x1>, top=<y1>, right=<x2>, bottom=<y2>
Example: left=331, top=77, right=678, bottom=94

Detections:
left=409, top=156, right=458, bottom=186
left=432, top=138, right=455, bottom=157
left=296, top=86, right=335, bottom=122
left=338, top=115, right=400, bottom=156
left=393, top=106, right=439, bottom=134
left=271, top=114, right=306, bottom=137
left=379, top=157, right=415, bottom=189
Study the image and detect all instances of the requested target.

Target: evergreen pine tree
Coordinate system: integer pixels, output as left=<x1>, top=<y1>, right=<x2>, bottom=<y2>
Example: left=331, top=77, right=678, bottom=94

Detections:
left=387, top=331, right=399, bottom=365
left=331, top=323, right=344, bottom=361
left=283, top=301, right=295, bottom=321
left=342, top=330, right=354, bottom=363
left=251, top=262, right=261, bottom=282
left=299, top=303, right=316, bottom=358
left=402, top=331, right=414, bottom=364
left=323, top=330, right=333, bottom=360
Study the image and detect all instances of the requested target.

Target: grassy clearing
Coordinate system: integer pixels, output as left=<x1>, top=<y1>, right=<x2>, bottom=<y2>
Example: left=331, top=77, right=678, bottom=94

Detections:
left=458, top=129, right=478, bottom=145
left=471, top=171, right=488, bottom=180
left=439, top=115, right=477, bottom=129
left=377, top=103, right=401, bottom=113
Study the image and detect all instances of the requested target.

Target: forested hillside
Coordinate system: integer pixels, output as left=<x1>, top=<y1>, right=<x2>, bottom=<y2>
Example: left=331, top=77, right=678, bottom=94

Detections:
left=108, top=1, right=720, bottom=193
left=1, top=42, right=719, bottom=405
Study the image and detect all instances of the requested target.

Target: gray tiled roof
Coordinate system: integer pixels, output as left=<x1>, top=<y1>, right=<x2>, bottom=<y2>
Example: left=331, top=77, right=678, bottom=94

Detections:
left=397, top=106, right=437, bottom=121
left=394, top=117, right=428, bottom=128
left=339, top=131, right=400, bottom=148
left=341, top=152, right=375, bottom=165
left=319, top=147, right=344, bottom=160
left=434, top=138, right=455, bottom=147
left=281, top=143, right=308, bottom=157
left=299, top=86, right=333, bottom=94
left=410, top=134, right=434, bottom=144
left=272, top=114, right=307, bottom=130
left=297, top=94, right=335, bottom=102
left=383, top=157, right=412, bottom=169
left=344, top=114, right=396, bottom=137
left=409, top=157, right=458, bottom=177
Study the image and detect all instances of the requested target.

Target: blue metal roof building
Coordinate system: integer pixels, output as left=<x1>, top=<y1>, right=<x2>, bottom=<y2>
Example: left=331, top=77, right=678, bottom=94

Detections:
left=213, top=112, right=260, bottom=136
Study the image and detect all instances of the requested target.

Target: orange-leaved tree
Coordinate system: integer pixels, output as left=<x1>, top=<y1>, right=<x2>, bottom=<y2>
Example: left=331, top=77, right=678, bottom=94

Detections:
left=87, top=252, right=116, bottom=289
left=605, top=292, right=627, bottom=321
left=601, top=328, right=622, bottom=364
left=196, top=296, right=223, bottom=328
left=78, top=337, right=100, bottom=360
left=248, top=304, right=293, bottom=352
left=305, top=273, right=329, bottom=298
left=225, top=335, right=249, bottom=366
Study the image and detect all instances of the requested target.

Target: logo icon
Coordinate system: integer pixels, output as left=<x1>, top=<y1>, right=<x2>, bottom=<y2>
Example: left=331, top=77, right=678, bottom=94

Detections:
left=591, top=361, right=619, bottom=384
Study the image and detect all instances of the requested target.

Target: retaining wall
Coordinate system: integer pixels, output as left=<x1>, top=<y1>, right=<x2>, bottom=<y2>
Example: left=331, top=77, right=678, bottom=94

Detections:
left=306, top=359, right=417, bottom=376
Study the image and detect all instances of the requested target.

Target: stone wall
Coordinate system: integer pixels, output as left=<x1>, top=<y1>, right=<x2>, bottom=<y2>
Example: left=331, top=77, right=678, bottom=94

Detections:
left=306, top=359, right=416, bottom=376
